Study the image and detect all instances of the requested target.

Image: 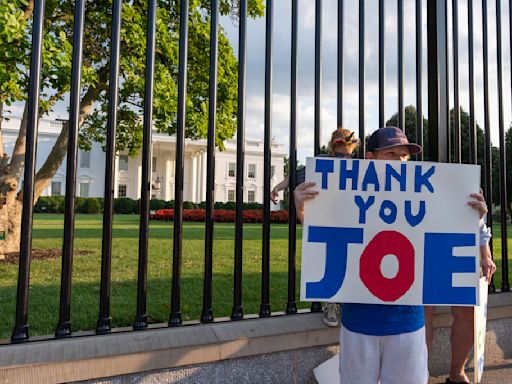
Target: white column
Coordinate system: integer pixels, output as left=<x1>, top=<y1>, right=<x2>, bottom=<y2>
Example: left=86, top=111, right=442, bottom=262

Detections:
left=136, top=164, right=142, bottom=199
left=190, top=155, right=197, bottom=203
left=113, top=155, right=119, bottom=198
left=165, top=157, right=172, bottom=201
left=201, top=151, right=207, bottom=202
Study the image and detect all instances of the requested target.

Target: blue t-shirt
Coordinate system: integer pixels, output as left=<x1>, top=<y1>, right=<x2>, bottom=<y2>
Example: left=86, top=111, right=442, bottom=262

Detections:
left=341, top=303, right=424, bottom=336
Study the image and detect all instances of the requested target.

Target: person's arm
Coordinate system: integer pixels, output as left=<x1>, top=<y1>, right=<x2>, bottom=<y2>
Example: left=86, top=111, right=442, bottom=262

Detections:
left=270, top=177, right=290, bottom=204
left=293, top=182, right=319, bottom=223
left=468, top=189, right=496, bottom=283
left=479, top=221, right=496, bottom=282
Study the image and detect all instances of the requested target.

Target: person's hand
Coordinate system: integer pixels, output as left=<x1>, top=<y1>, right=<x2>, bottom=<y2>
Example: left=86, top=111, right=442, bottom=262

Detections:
left=293, top=182, right=319, bottom=222
left=467, top=189, right=487, bottom=220
left=270, top=187, right=279, bottom=204
left=480, top=245, right=497, bottom=283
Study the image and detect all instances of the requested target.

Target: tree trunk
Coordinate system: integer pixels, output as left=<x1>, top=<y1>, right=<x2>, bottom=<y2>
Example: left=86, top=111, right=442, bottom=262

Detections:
left=0, top=176, right=21, bottom=258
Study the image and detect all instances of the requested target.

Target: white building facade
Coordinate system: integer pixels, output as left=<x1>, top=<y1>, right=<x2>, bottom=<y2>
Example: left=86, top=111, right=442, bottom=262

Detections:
left=2, top=118, right=286, bottom=204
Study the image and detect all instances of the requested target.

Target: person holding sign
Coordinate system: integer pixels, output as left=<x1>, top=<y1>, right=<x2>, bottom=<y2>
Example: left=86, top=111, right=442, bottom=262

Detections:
left=424, top=212, right=495, bottom=384
left=270, top=128, right=360, bottom=327
left=294, top=127, right=492, bottom=384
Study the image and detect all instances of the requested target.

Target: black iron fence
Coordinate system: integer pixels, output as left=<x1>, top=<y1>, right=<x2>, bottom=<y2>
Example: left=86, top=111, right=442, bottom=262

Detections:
left=6, top=0, right=511, bottom=344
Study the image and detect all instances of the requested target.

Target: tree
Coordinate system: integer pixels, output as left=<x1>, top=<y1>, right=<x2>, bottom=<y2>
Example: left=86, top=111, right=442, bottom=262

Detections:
left=0, top=0, right=264, bottom=256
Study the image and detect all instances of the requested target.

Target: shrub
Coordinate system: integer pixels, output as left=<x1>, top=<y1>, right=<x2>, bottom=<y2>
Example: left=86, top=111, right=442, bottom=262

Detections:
left=114, top=198, right=137, bottom=214
left=183, top=201, right=196, bottom=209
left=152, top=208, right=288, bottom=224
left=84, top=198, right=102, bottom=214
left=150, top=199, right=167, bottom=211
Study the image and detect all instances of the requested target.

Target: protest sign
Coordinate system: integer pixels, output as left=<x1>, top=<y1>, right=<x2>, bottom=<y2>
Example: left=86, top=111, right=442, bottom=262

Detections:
left=300, top=158, right=481, bottom=306
left=474, top=276, right=489, bottom=383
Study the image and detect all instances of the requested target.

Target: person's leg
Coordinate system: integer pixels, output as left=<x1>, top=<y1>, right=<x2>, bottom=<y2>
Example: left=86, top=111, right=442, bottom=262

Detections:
left=424, top=306, right=435, bottom=352
left=380, top=327, right=429, bottom=384
left=448, top=306, right=474, bottom=383
left=339, top=325, right=380, bottom=384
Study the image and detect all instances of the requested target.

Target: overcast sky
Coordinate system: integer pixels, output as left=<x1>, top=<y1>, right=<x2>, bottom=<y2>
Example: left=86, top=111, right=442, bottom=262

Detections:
left=7, top=0, right=511, bottom=163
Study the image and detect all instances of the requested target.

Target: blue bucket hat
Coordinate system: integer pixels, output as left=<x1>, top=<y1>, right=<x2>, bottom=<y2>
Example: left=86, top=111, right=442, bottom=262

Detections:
left=367, top=127, right=422, bottom=155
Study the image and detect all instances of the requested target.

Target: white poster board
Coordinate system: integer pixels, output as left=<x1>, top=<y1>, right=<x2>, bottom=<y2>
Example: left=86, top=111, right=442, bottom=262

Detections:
left=474, top=277, right=489, bottom=383
left=300, top=158, right=481, bottom=306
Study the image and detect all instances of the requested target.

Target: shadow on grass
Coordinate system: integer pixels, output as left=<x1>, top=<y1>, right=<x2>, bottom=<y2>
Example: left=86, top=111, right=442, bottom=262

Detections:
left=0, top=271, right=309, bottom=342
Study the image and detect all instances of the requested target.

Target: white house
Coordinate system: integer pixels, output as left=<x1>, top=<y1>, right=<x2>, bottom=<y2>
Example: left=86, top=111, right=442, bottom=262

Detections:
left=2, top=117, right=286, bottom=204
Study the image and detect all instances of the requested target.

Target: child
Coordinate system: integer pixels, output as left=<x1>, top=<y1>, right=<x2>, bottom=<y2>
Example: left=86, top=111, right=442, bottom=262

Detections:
left=294, top=127, right=492, bottom=384
left=270, top=128, right=360, bottom=327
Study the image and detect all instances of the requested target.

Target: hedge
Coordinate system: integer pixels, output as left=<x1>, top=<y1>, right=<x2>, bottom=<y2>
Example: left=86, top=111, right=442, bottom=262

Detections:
left=151, top=209, right=289, bottom=224
left=34, top=196, right=268, bottom=215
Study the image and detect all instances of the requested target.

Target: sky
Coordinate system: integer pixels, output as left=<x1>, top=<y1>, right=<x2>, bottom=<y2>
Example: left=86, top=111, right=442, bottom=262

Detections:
left=219, top=0, right=511, bottom=163
left=5, top=0, right=511, bottom=164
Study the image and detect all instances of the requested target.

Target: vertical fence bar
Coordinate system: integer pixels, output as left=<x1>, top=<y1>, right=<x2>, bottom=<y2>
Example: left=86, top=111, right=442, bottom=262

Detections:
left=202, top=0, right=219, bottom=324
left=134, top=0, right=157, bottom=330
left=481, top=0, right=495, bottom=292
left=379, top=0, right=385, bottom=127
left=495, top=0, right=510, bottom=291
left=261, top=0, right=274, bottom=316
left=310, top=0, right=323, bottom=314
left=398, top=0, right=404, bottom=131
left=416, top=0, right=424, bottom=160
left=11, top=0, right=46, bottom=344
left=358, top=0, right=365, bottom=156
left=97, top=0, right=122, bottom=335
left=260, top=0, right=273, bottom=318
left=338, top=0, right=344, bottom=128
left=452, top=0, right=461, bottom=163
left=232, top=0, right=247, bottom=320
left=427, top=0, right=449, bottom=163
left=468, top=0, right=477, bottom=164
left=287, top=0, right=298, bottom=315
left=314, top=0, right=322, bottom=155
left=169, top=0, right=189, bottom=326
left=56, top=0, right=86, bottom=338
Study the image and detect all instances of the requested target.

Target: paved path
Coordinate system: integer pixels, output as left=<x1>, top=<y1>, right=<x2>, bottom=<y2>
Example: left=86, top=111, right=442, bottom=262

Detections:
left=428, top=359, right=512, bottom=384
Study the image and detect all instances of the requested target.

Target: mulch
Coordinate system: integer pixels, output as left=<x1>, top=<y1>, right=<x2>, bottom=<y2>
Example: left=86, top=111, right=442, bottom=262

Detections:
left=1, top=249, right=93, bottom=264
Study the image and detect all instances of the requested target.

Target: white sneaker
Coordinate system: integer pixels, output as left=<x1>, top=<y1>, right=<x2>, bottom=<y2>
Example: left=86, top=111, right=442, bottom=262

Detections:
left=323, top=303, right=340, bottom=327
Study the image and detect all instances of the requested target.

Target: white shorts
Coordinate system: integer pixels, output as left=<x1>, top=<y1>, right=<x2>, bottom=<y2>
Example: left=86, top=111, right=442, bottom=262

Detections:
left=338, top=325, right=429, bottom=384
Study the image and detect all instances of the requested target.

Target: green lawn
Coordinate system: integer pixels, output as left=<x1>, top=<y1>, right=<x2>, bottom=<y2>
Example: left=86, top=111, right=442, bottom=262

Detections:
left=0, top=214, right=510, bottom=340
left=0, top=214, right=308, bottom=340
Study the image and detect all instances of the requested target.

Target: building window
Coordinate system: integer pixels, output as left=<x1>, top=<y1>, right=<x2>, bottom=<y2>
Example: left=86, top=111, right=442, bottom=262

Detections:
left=119, top=155, right=129, bottom=171
left=80, top=151, right=90, bottom=168
left=79, top=183, right=89, bottom=197
left=227, top=189, right=235, bottom=202
left=152, top=157, right=157, bottom=173
left=51, top=181, right=61, bottom=196
left=118, top=184, right=127, bottom=197
left=247, top=190, right=255, bottom=203
left=271, top=165, right=275, bottom=178
left=248, top=164, right=256, bottom=179
left=228, top=162, right=236, bottom=178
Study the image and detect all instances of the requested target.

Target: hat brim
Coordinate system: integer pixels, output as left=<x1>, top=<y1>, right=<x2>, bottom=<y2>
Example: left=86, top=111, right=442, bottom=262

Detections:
left=374, top=143, right=423, bottom=155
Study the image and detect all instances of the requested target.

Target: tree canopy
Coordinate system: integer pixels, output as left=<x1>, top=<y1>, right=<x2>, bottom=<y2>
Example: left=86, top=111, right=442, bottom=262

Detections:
left=0, top=0, right=265, bottom=156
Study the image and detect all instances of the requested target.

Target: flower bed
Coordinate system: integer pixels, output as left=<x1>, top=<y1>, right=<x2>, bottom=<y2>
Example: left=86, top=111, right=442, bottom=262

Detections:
left=151, top=208, right=288, bottom=224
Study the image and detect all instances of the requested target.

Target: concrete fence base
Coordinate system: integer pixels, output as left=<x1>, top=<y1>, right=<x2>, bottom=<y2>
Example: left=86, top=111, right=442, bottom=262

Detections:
left=1, top=293, right=511, bottom=384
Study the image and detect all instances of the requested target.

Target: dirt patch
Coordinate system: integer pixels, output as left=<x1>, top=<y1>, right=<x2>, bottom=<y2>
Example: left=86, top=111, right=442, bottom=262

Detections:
left=1, top=249, right=93, bottom=264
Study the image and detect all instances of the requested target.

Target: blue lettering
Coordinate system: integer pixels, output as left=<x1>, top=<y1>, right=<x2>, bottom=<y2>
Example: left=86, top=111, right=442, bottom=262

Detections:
left=315, top=159, right=334, bottom=189
left=379, top=200, right=397, bottom=224
left=339, top=159, right=360, bottom=191
left=423, top=233, right=477, bottom=305
left=404, top=200, right=426, bottom=227
left=362, top=162, right=380, bottom=192
left=414, top=165, right=436, bottom=193
left=385, top=163, right=407, bottom=191
left=305, top=226, right=364, bottom=299
left=354, top=195, right=375, bottom=224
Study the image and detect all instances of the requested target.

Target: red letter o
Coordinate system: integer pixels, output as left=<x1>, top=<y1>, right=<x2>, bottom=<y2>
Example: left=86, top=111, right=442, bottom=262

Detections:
left=360, top=230, right=415, bottom=301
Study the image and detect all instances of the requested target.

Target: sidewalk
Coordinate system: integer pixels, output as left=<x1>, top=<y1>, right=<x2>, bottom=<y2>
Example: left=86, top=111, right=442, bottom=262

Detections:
left=428, top=359, right=512, bottom=384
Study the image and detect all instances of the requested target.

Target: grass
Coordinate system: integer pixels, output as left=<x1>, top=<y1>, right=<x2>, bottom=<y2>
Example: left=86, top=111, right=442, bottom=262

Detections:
left=1, top=214, right=511, bottom=340
left=0, top=214, right=308, bottom=340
